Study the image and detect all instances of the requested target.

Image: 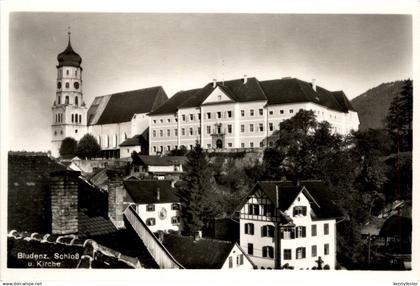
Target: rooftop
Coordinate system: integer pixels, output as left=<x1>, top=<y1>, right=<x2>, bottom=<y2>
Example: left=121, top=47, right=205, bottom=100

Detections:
left=123, top=179, right=179, bottom=204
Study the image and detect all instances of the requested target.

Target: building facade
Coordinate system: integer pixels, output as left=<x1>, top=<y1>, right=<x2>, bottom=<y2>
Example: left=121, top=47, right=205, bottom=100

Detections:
left=51, top=36, right=168, bottom=158
left=148, top=77, right=359, bottom=155
left=238, top=180, right=342, bottom=270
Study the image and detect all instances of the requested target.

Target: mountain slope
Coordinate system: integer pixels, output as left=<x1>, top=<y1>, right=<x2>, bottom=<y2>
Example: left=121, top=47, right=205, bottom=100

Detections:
left=351, top=81, right=406, bottom=130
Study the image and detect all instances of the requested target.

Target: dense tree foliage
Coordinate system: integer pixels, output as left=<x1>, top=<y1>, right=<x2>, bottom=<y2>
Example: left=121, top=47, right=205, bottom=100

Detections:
left=76, top=134, right=101, bottom=159
left=168, top=145, right=188, bottom=156
left=59, top=137, right=77, bottom=158
left=176, top=143, right=222, bottom=235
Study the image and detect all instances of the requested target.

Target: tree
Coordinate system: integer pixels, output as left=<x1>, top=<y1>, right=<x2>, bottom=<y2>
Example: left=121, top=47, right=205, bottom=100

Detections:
left=176, top=142, right=221, bottom=235
left=59, top=137, right=77, bottom=158
left=76, top=134, right=101, bottom=159
left=168, top=145, right=188, bottom=156
left=386, top=79, right=413, bottom=152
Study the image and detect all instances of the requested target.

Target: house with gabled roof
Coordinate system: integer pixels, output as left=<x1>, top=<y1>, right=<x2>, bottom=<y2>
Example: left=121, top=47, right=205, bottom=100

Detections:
left=160, top=232, right=255, bottom=269
left=238, top=180, right=344, bottom=270
left=148, top=76, right=359, bottom=154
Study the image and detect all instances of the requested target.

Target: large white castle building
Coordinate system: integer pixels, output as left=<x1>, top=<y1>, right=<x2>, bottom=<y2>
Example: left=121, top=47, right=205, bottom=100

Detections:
left=148, top=76, right=359, bottom=155
left=51, top=36, right=359, bottom=157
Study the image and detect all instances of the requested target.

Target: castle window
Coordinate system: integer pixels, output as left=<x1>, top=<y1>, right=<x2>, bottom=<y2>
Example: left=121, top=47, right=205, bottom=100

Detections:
left=227, top=124, right=232, bottom=133
left=65, top=96, right=69, bottom=104
left=296, top=226, right=306, bottom=238
left=171, top=216, right=180, bottom=225
left=66, top=69, right=69, bottom=75
left=65, top=82, right=69, bottom=89
left=261, top=225, right=275, bottom=237
left=124, top=133, right=128, bottom=140
left=280, top=110, right=284, bottom=114
left=217, top=112, right=222, bottom=119
left=262, top=246, right=274, bottom=258
left=181, top=128, right=185, bottom=136
left=153, top=146, right=157, bottom=153
left=250, top=109, right=254, bottom=116
left=227, top=111, right=232, bottom=118
left=269, top=110, right=273, bottom=115
left=54, top=131, right=57, bottom=135
left=75, top=70, right=77, bottom=76
left=174, top=129, right=178, bottom=136
left=75, top=129, right=78, bottom=133
left=71, top=114, right=74, bottom=122
left=160, top=130, right=163, bottom=137
left=153, top=130, right=156, bottom=137
left=250, top=142, right=254, bottom=148
left=241, top=124, right=245, bottom=133
left=58, top=96, right=61, bottom=104
left=324, top=244, right=329, bottom=255
left=289, top=109, right=293, bottom=114
left=75, top=96, right=78, bottom=106
left=79, top=114, right=82, bottom=123
left=190, top=114, right=194, bottom=121
left=207, top=112, right=211, bottom=119
left=146, top=204, right=155, bottom=212
left=167, top=129, right=171, bottom=137
left=198, top=127, right=201, bottom=135
left=259, top=123, right=264, bottom=132
left=249, top=124, right=254, bottom=132
left=207, top=126, right=211, bottom=134
left=171, top=203, right=180, bottom=210
left=324, top=223, right=329, bottom=235
left=244, top=223, right=254, bottom=235
left=182, top=115, right=186, bottom=121
left=269, top=123, right=274, bottom=131
left=167, top=145, right=171, bottom=151
left=60, top=130, right=63, bottom=135
left=293, top=206, right=307, bottom=216
left=296, top=247, right=306, bottom=259
left=259, top=109, right=263, bottom=116
left=241, top=110, right=245, bottom=117
left=189, top=128, right=193, bottom=136
left=248, top=204, right=259, bottom=215
left=146, top=218, right=156, bottom=226
left=247, top=244, right=253, bottom=255
left=312, top=224, right=317, bottom=236
left=284, top=249, right=292, bottom=260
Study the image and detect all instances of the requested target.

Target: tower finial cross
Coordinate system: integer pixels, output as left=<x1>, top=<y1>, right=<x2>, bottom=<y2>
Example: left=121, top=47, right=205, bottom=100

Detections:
left=67, top=26, right=71, bottom=40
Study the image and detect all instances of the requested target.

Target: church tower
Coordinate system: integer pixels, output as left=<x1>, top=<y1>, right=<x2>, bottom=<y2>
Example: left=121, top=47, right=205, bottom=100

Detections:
left=51, top=31, right=87, bottom=157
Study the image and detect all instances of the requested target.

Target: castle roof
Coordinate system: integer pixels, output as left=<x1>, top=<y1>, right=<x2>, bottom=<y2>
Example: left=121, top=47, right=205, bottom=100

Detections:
left=123, top=179, right=179, bottom=205
left=149, top=77, right=355, bottom=116
left=87, top=86, right=168, bottom=125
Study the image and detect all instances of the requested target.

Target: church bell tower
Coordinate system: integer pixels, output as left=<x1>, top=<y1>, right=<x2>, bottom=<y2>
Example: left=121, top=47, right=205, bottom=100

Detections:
left=51, top=31, right=87, bottom=157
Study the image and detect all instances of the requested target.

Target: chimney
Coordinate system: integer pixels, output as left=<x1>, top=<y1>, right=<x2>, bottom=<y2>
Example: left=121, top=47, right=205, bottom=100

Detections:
left=194, top=230, right=202, bottom=241
left=275, top=185, right=280, bottom=209
left=243, top=74, right=248, bottom=84
left=212, top=79, right=217, bottom=88
left=311, top=79, right=317, bottom=92
left=50, top=170, right=80, bottom=235
left=106, top=169, right=125, bottom=229
left=156, top=187, right=160, bottom=201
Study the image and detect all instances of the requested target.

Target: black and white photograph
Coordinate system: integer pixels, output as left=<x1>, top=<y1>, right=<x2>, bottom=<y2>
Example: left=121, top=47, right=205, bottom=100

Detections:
left=1, top=0, right=418, bottom=284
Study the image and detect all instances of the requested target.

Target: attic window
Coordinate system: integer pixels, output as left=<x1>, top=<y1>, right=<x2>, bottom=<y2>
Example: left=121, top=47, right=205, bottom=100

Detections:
left=293, top=206, right=307, bottom=216
left=217, top=95, right=222, bottom=101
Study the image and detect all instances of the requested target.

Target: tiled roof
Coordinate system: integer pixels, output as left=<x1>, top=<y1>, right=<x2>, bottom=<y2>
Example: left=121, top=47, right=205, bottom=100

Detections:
left=148, top=88, right=200, bottom=115
left=133, top=155, right=187, bottom=166
left=119, top=130, right=148, bottom=147
left=78, top=210, right=117, bottom=237
left=161, top=233, right=235, bottom=269
left=123, top=180, right=179, bottom=204
left=256, top=180, right=343, bottom=220
left=149, top=77, right=354, bottom=115
left=260, top=78, right=356, bottom=112
left=89, top=86, right=168, bottom=125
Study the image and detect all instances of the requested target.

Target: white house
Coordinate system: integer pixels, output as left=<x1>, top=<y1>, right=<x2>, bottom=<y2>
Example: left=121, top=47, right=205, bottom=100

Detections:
left=160, top=232, right=255, bottom=269
left=123, top=179, right=181, bottom=233
left=238, top=180, right=343, bottom=270
left=148, top=76, right=359, bottom=155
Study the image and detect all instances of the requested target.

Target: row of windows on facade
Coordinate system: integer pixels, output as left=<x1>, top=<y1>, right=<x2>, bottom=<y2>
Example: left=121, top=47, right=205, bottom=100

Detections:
left=57, top=81, right=80, bottom=90
left=228, top=254, right=244, bottom=268
left=151, top=122, right=282, bottom=139
left=246, top=204, right=309, bottom=217
left=152, top=108, right=339, bottom=126
left=246, top=244, right=329, bottom=259
left=152, top=140, right=267, bottom=153
left=58, top=68, right=78, bottom=77
left=145, top=216, right=180, bottom=226
left=54, top=113, right=82, bottom=124
left=243, top=223, right=329, bottom=238
left=57, top=95, right=80, bottom=106
left=146, top=203, right=180, bottom=212
left=96, top=133, right=129, bottom=148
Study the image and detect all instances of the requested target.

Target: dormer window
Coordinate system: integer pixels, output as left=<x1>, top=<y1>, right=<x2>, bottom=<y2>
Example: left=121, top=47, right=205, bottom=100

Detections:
left=293, top=206, right=307, bottom=216
left=248, top=204, right=259, bottom=215
left=217, top=95, right=222, bottom=101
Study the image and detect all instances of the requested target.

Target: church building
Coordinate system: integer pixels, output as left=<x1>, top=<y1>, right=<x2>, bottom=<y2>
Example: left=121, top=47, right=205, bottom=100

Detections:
left=51, top=34, right=167, bottom=158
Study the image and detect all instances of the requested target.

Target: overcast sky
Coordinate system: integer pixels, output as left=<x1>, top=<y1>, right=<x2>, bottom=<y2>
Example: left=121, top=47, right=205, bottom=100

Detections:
left=9, top=13, right=412, bottom=152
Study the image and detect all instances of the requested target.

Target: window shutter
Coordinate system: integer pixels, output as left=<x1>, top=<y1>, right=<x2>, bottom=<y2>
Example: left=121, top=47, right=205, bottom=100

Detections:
left=261, top=226, right=265, bottom=237
left=240, top=254, right=244, bottom=265
left=251, top=224, right=254, bottom=235
left=296, top=249, right=298, bottom=259
left=303, top=247, right=306, bottom=258
left=293, top=207, right=297, bottom=216
left=245, top=224, right=248, bottom=234
left=303, top=206, right=307, bottom=216
left=303, top=227, right=306, bottom=238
